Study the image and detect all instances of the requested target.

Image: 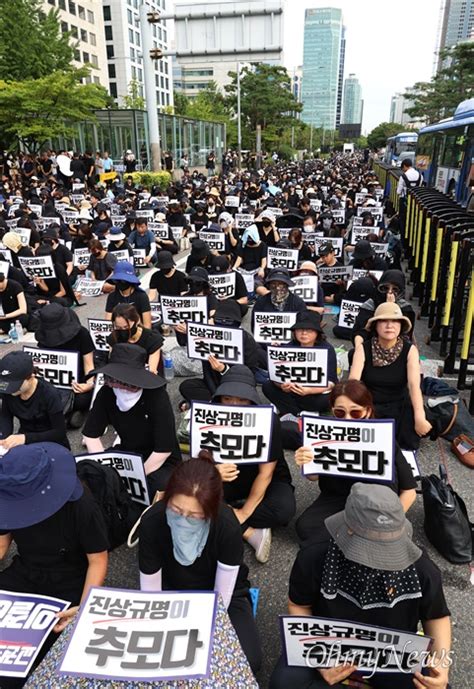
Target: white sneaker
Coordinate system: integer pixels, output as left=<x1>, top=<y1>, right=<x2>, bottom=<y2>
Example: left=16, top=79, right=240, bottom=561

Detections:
left=255, top=528, right=272, bottom=564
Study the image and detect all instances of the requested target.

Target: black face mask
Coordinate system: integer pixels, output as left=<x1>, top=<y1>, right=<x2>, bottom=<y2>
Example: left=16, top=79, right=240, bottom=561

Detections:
left=116, top=280, right=131, bottom=292
left=114, top=329, right=129, bottom=343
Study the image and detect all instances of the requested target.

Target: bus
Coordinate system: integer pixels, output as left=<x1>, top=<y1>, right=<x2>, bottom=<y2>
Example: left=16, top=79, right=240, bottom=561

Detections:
left=416, top=98, right=474, bottom=205
left=383, top=132, right=418, bottom=166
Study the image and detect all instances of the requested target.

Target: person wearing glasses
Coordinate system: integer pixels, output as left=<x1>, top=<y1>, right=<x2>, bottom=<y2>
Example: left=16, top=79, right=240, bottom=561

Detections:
left=293, top=379, right=417, bottom=545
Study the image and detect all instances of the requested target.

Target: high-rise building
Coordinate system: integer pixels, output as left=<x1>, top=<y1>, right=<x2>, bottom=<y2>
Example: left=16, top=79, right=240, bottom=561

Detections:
left=436, top=0, right=474, bottom=70
left=301, top=7, right=346, bottom=130
left=42, top=0, right=109, bottom=88
left=101, top=0, right=173, bottom=110
left=389, top=92, right=423, bottom=129
left=342, top=73, right=362, bottom=125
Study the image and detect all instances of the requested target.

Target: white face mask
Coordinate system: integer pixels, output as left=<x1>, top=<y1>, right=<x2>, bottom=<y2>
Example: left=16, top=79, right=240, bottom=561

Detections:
left=113, top=387, right=143, bottom=412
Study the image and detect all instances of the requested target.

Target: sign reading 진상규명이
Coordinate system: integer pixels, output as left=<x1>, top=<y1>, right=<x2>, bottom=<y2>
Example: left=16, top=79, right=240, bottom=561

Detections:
left=338, top=300, right=362, bottom=329
left=22, top=346, right=79, bottom=389
left=281, top=616, right=432, bottom=674
left=161, top=295, right=208, bottom=325
left=0, top=590, right=70, bottom=677
left=187, top=322, right=244, bottom=365
left=88, top=318, right=113, bottom=352
left=199, top=231, right=225, bottom=253
left=301, top=417, right=395, bottom=482
left=357, top=206, right=383, bottom=222
left=351, top=268, right=383, bottom=283
left=18, top=255, right=56, bottom=280
left=59, top=588, right=216, bottom=683
left=76, top=451, right=150, bottom=506
left=209, top=272, right=236, bottom=299
left=253, top=311, right=298, bottom=344
left=267, top=347, right=328, bottom=387
left=289, top=275, right=319, bottom=303
left=74, top=277, right=105, bottom=297
left=331, top=209, right=345, bottom=225
left=73, top=248, right=90, bottom=269
left=190, top=402, right=273, bottom=464
left=371, top=242, right=389, bottom=256
left=266, top=246, right=299, bottom=272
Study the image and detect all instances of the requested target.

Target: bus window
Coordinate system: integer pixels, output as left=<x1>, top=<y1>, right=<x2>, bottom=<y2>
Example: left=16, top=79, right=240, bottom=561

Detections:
left=441, top=129, right=465, bottom=168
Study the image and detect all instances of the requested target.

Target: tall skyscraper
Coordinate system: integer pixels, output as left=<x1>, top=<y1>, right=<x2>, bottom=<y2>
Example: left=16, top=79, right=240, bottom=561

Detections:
left=301, top=7, right=345, bottom=130
left=436, top=0, right=474, bottom=70
left=342, top=73, right=362, bottom=125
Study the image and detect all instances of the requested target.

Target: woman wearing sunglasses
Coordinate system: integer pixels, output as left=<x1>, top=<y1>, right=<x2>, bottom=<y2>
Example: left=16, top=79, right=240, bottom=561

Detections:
left=294, top=379, right=417, bottom=545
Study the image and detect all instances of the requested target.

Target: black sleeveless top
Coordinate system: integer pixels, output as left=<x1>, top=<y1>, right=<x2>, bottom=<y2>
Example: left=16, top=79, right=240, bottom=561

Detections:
left=361, top=338, right=412, bottom=406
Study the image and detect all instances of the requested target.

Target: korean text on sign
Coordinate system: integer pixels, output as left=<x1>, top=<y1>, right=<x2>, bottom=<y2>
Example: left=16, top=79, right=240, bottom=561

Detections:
left=161, top=295, right=208, bottom=325
left=59, top=588, right=216, bottom=683
left=289, top=275, right=319, bottom=303
left=76, top=452, right=150, bottom=507
left=267, top=247, right=299, bottom=272
left=74, top=277, right=105, bottom=297
left=301, top=417, right=394, bottom=482
left=18, top=255, right=56, bottom=280
left=209, top=272, right=236, bottom=299
left=318, top=265, right=353, bottom=284
left=199, top=231, right=225, bottom=253
left=187, top=322, right=244, bottom=365
left=23, top=346, right=79, bottom=390
left=338, top=300, right=362, bottom=328
left=267, top=347, right=328, bottom=387
left=88, top=318, right=113, bottom=352
left=253, top=311, right=298, bottom=344
left=190, top=402, right=273, bottom=464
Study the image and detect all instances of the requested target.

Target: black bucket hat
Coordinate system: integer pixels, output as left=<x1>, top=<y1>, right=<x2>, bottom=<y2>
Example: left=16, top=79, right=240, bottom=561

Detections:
left=214, top=299, right=242, bottom=324
left=35, top=303, right=82, bottom=347
left=157, top=251, right=175, bottom=271
left=187, top=266, right=209, bottom=284
left=212, top=365, right=260, bottom=405
left=264, top=268, right=294, bottom=287
left=352, top=239, right=374, bottom=261
left=190, top=239, right=210, bottom=260
left=87, top=343, right=165, bottom=389
left=290, top=310, right=323, bottom=333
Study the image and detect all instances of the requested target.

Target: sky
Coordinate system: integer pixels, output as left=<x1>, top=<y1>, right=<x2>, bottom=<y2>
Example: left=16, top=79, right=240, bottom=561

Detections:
left=283, top=0, right=442, bottom=132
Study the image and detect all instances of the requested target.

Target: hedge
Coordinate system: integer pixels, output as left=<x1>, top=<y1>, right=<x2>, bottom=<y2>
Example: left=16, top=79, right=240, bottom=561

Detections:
left=129, top=171, right=172, bottom=189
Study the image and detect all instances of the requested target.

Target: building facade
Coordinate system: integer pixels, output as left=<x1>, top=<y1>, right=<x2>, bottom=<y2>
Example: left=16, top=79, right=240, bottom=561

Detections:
left=436, top=0, right=474, bottom=70
left=173, top=60, right=242, bottom=98
left=301, top=7, right=345, bottom=130
left=342, top=73, right=362, bottom=125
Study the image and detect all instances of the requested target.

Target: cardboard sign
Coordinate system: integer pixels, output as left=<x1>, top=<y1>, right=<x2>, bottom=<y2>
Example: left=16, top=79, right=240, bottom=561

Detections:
left=0, top=248, right=12, bottom=264
left=73, top=248, right=90, bottom=268
left=234, top=213, right=254, bottom=230
left=209, top=272, right=236, bottom=299
left=224, top=195, right=240, bottom=208
left=254, top=311, right=298, bottom=344
left=133, top=248, right=147, bottom=267
left=59, top=588, right=216, bottom=683
left=332, top=210, right=345, bottom=225
left=88, top=318, right=113, bottom=352
left=23, top=346, right=79, bottom=389
left=149, top=222, right=169, bottom=240
left=0, top=260, right=9, bottom=277
left=289, top=275, right=319, bottom=303
left=0, top=590, right=69, bottom=678
left=187, top=322, right=244, bottom=365
left=371, top=242, right=389, bottom=255
left=161, top=295, right=208, bottom=325
left=12, top=227, right=31, bottom=247
left=74, top=277, right=105, bottom=297
left=199, top=230, right=225, bottom=252
left=76, top=451, right=150, bottom=506
left=111, top=215, right=127, bottom=228
left=357, top=206, right=383, bottom=222
left=190, top=401, right=273, bottom=464
left=267, top=246, right=299, bottom=272
left=281, top=616, right=432, bottom=674
left=18, top=255, right=56, bottom=280
left=318, top=265, right=353, bottom=284
left=267, top=347, right=328, bottom=387
left=301, top=417, right=395, bottom=482
left=338, top=299, right=362, bottom=328
left=312, top=237, right=343, bottom=258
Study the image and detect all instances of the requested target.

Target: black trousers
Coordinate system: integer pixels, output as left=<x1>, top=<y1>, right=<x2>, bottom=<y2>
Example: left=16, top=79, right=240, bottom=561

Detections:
left=147, top=461, right=177, bottom=497
left=262, top=381, right=331, bottom=416
left=224, top=481, right=296, bottom=531
left=179, top=378, right=212, bottom=403
left=295, top=494, right=347, bottom=544
left=228, top=595, right=262, bottom=674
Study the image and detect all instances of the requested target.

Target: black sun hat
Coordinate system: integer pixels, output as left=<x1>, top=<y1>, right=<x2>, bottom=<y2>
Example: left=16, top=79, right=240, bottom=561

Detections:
left=87, top=343, right=165, bottom=389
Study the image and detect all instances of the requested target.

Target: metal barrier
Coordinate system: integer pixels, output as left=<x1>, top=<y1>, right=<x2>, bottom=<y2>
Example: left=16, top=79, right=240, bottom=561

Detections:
left=372, top=161, right=402, bottom=211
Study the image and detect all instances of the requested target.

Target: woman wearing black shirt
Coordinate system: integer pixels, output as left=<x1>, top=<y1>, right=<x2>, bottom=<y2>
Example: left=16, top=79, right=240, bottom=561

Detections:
left=105, top=261, right=152, bottom=328
left=0, top=273, right=28, bottom=333
left=33, top=244, right=76, bottom=307
left=108, top=303, right=163, bottom=374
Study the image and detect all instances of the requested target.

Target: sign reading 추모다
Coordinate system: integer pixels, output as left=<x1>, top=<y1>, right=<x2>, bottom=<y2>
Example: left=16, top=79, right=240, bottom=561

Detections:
left=187, top=322, right=244, bottom=365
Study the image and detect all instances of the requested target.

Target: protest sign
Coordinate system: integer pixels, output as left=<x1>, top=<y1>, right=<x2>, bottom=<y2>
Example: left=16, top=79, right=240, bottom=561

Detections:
left=0, top=260, right=9, bottom=277
left=289, top=275, right=319, bottom=303
left=0, top=590, right=69, bottom=678
left=135, top=209, right=155, bottom=221
left=351, top=268, right=383, bottom=283
left=149, top=301, right=161, bottom=323
left=190, top=401, right=273, bottom=463
left=153, top=195, right=169, bottom=207
left=318, top=265, right=353, bottom=284
left=133, top=249, right=147, bottom=267
left=237, top=268, right=257, bottom=293
left=338, top=300, right=362, bottom=328
left=149, top=222, right=169, bottom=240
left=267, top=347, right=328, bottom=387
left=302, top=232, right=324, bottom=248
left=111, top=249, right=132, bottom=262
left=402, top=450, right=420, bottom=480
left=90, top=372, right=104, bottom=408
left=351, top=226, right=375, bottom=244
left=199, top=230, right=225, bottom=252
left=76, top=451, right=150, bottom=506
left=187, top=322, right=243, bottom=365
left=88, top=318, right=113, bottom=352
left=73, top=248, right=90, bottom=269
left=74, top=277, right=105, bottom=297
left=161, top=295, right=208, bottom=325
left=312, top=237, right=343, bottom=258
left=5, top=218, right=18, bottom=229
left=62, top=210, right=79, bottom=225
left=111, top=215, right=126, bottom=228
left=23, top=346, right=79, bottom=389
left=254, top=311, right=298, bottom=344
left=267, top=247, right=299, bottom=272
left=301, top=417, right=395, bottom=482
left=281, top=616, right=432, bottom=674
left=28, top=203, right=43, bottom=216
left=224, top=195, right=240, bottom=208
left=12, top=227, right=31, bottom=247
left=59, top=588, right=216, bottom=683
left=19, top=255, right=56, bottom=280
left=351, top=216, right=365, bottom=228
left=371, top=242, right=389, bottom=255
left=355, top=192, right=369, bottom=205
left=309, top=199, right=322, bottom=211
left=0, top=248, right=12, bottom=264
left=209, top=272, right=236, bottom=299
left=235, top=213, right=254, bottom=230
left=332, top=210, right=345, bottom=225
left=357, top=206, right=383, bottom=222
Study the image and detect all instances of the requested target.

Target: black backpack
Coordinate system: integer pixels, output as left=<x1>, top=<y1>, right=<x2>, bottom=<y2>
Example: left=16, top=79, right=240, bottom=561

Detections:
left=76, top=460, right=143, bottom=550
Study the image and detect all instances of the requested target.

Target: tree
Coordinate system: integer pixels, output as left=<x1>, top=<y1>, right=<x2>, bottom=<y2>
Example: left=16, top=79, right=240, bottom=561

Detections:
left=367, top=122, right=405, bottom=150
left=173, top=91, right=188, bottom=116
left=0, top=68, right=109, bottom=152
left=123, top=79, right=145, bottom=110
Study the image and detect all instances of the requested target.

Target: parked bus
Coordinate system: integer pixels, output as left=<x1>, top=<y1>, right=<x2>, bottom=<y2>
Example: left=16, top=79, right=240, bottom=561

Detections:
left=416, top=98, right=474, bottom=205
left=383, top=132, right=418, bottom=166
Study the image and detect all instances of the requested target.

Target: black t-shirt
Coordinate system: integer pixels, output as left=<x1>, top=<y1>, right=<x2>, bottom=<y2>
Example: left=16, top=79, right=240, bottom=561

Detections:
left=149, top=269, right=188, bottom=296
left=54, top=243, right=73, bottom=269
left=37, top=327, right=95, bottom=383
left=105, top=287, right=151, bottom=318
left=237, top=242, right=266, bottom=271
left=0, top=279, right=23, bottom=315
left=87, top=252, right=117, bottom=281
left=107, top=327, right=163, bottom=357
left=320, top=259, right=343, bottom=297
left=139, top=501, right=248, bottom=594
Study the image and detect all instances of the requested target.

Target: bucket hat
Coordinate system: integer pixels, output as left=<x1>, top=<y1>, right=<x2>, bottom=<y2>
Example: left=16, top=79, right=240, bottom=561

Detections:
left=212, top=365, right=260, bottom=405
left=219, top=212, right=233, bottom=226
left=265, top=268, right=294, bottom=287
left=0, top=351, right=35, bottom=394
left=365, top=302, right=412, bottom=332
left=290, top=311, right=323, bottom=333
left=325, top=483, right=422, bottom=571
left=108, top=226, right=127, bottom=242
left=157, top=251, right=175, bottom=271
left=106, top=260, right=140, bottom=285
left=2, top=232, right=23, bottom=253
left=211, top=256, right=230, bottom=274
left=352, top=239, right=374, bottom=261
left=296, top=260, right=318, bottom=275
left=88, top=343, right=165, bottom=389
left=0, top=442, right=83, bottom=530
left=214, top=299, right=242, bottom=325
left=187, top=266, right=209, bottom=284
left=190, top=239, right=210, bottom=260
left=35, top=303, right=82, bottom=348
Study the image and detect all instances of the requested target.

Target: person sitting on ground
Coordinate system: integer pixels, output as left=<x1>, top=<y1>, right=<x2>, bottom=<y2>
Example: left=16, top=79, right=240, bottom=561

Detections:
left=106, top=226, right=134, bottom=261
left=251, top=269, right=307, bottom=345
left=128, top=216, right=157, bottom=266
left=108, top=303, right=163, bottom=374
left=349, top=238, right=387, bottom=272
left=0, top=270, right=28, bottom=334
left=148, top=251, right=188, bottom=301
left=316, top=241, right=344, bottom=304
left=33, top=244, right=77, bottom=307
left=1, top=231, right=33, bottom=270
left=293, top=260, right=325, bottom=315
left=332, top=276, right=377, bottom=341
left=87, top=238, right=117, bottom=291
left=105, top=260, right=152, bottom=328
left=208, top=255, right=249, bottom=317
left=185, top=238, right=215, bottom=274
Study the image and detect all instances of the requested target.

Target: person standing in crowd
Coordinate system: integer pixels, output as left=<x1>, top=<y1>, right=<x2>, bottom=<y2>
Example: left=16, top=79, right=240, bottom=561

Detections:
left=105, top=261, right=152, bottom=328
left=397, top=158, right=422, bottom=231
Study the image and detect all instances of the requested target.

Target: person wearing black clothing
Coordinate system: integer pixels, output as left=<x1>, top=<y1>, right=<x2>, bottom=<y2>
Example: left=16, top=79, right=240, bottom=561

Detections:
left=87, top=238, right=117, bottom=283
left=2, top=230, right=34, bottom=270
left=234, top=225, right=267, bottom=275
left=190, top=202, right=210, bottom=232
left=166, top=200, right=189, bottom=232
left=83, top=343, right=181, bottom=497
left=42, top=225, right=74, bottom=276
left=105, top=260, right=152, bottom=328
left=148, top=251, right=188, bottom=301
left=174, top=267, right=219, bottom=347
left=209, top=256, right=249, bottom=317
left=288, top=228, right=312, bottom=261
left=0, top=351, right=70, bottom=449
left=185, top=238, right=215, bottom=274
left=251, top=269, right=307, bottom=334
left=0, top=274, right=28, bottom=333
left=332, top=276, right=377, bottom=340
left=108, top=303, right=163, bottom=374
left=349, top=238, right=387, bottom=272
left=70, top=152, right=87, bottom=181
left=317, top=240, right=344, bottom=303
left=106, top=226, right=134, bottom=261
left=256, top=211, right=280, bottom=248
left=33, top=244, right=76, bottom=307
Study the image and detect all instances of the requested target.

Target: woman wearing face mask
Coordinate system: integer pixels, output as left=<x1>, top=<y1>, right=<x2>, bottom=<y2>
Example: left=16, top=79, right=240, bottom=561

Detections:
left=233, top=223, right=267, bottom=283
left=108, top=304, right=163, bottom=374
left=288, top=228, right=313, bottom=262
left=318, top=212, right=337, bottom=236
left=256, top=210, right=280, bottom=248
left=138, top=450, right=262, bottom=674
left=252, top=269, right=307, bottom=339
left=105, top=261, right=152, bottom=328
left=86, top=238, right=117, bottom=292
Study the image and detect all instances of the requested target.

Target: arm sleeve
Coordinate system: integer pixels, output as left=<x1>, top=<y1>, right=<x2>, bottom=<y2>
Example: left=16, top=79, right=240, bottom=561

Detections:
left=352, top=306, right=372, bottom=344
left=214, top=562, right=240, bottom=609
left=74, top=496, right=110, bottom=553
left=138, top=507, right=164, bottom=574
left=140, top=569, right=162, bottom=592
left=24, top=410, right=67, bottom=445
left=418, top=557, right=451, bottom=621
left=150, top=389, right=178, bottom=453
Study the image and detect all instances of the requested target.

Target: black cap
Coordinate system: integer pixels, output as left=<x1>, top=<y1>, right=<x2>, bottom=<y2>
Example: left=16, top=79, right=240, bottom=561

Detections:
left=318, top=241, right=336, bottom=256
left=188, top=266, right=209, bottom=283
left=264, top=269, right=294, bottom=287
left=157, top=251, right=175, bottom=271
left=290, top=311, right=323, bottom=333
left=0, top=352, right=34, bottom=394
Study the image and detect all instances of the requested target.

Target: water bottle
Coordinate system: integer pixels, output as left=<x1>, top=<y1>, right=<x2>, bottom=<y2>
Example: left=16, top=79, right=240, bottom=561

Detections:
left=15, top=320, right=23, bottom=341
left=163, top=352, right=175, bottom=381
left=8, top=322, right=18, bottom=342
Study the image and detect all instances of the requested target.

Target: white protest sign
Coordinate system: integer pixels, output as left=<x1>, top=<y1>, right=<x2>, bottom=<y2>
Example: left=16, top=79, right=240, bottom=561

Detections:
left=170, top=226, right=184, bottom=243
left=357, top=206, right=383, bottom=222
left=338, top=300, right=362, bottom=329
left=351, top=216, right=365, bottom=228
left=267, top=347, right=328, bottom=387
left=309, top=199, right=322, bottom=211
left=254, top=311, right=298, bottom=344
left=90, top=372, right=105, bottom=408
left=267, top=246, right=299, bottom=272
left=161, top=295, right=208, bottom=325
left=0, top=260, right=9, bottom=277
left=351, top=226, right=374, bottom=244
left=149, top=222, right=169, bottom=240
left=74, top=277, right=105, bottom=297
left=72, top=182, right=85, bottom=193
left=111, top=215, right=127, bottom=228
left=19, top=255, right=56, bottom=280
left=187, top=322, right=243, bottom=365
left=237, top=268, right=257, bottom=293
left=281, top=616, right=432, bottom=674
left=235, top=213, right=254, bottom=230
left=209, top=272, right=236, bottom=299
left=62, top=210, right=79, bottom=225
left=135, top=209, right=155, bottom=221
left=23, top=346, right=79, bottom=389
left=0, top=248, right=12, bottom=264
left=371, top=242, right=389, bottom=255
left=153, top=195, right=169, bottom=206
left=352, top=269, right=383, bottom=282
left=224, top=195, right=240, bottom=207
left=110, top=248, right=132, bottom=262
left=402, top=450, right=420, bottom=480
left=332, top=210, right=345, bottom=225
left=133, top=248, right=147, bottom=267
left=290, top=275, right=319, bottom=303
left=355, top=192, right=369, bottom=205
left=76, top=451, right=150, bottom=506
left=301, top=417, right=395, bottom=482
left=313, top=237, right=343, bottom=258
left=73, top=247, right=90, bottom=268
left=28, top=204, right=43, bottom=216
left=150, top=301, right=161, bottom=322
left=88, top=318, right=113, bottom=352
left=12, top=227, right=31, bottom=246
left=199, top=230, right=225, bottom=252
left=59, top=588, right=216, bottom=683
left=190, top=402, right=273, bottom=464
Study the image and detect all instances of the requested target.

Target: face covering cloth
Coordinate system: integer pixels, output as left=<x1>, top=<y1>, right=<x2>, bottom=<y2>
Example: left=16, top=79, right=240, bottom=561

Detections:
left=166, top=507, right=210, bottom=566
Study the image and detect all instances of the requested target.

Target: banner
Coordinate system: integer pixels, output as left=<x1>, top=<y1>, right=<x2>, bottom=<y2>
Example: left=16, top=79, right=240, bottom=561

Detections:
left=88, top=318, right=113, bottom=352
left=23, top=346, right=79, bottom=389
left=0, top=590, right=69, bottom=678
left=0, top=260, right=9, bottom=277
left=74, top=277, right=105, bottom=297
left=312, top=237, right=343, bottom=258
left=301, top=417, right=395, bottom=482
left=76, top=451, right=150, bottom=506
left=371, top=242, right=389, bottom=256
left=133, top=248, right=147, bottom=267
left=99, top=171, right=117, bottom=183
left=254, top=311, right=298, bottom=344
left=110, top=215, right=127, bottom=228
left=59, top=588, right=216, bottom=683
left=73, top=248, right=90, bottom=269
left=267, top=347, right=328, bottom=387
left=281, top=616, right=432, bottom=674
left=19, top=255, right=56, bottom=280
left=161, top=295, right=208, bottom=325
left=190, top=402, right=273, bottom=464
left=0, top=248, right=12, bottom=264
left=267, top=246, right=299, bottom=272
left=338, top=299, right=362, bottom=328
left=209, top=272, right=236, bottom=299
left=199, top=231, right=225, bottom=252
left=187, top=322, right=243, bottom=365
left=289, top=275, right=319, bottom=303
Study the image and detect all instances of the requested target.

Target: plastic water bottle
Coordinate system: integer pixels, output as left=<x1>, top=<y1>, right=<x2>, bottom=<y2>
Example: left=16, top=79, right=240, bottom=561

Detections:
left=8, top=322, right=18, bottom=342
left=15, top=320, right=23, bottom=341
left=163, top=352, right=175, bottom=381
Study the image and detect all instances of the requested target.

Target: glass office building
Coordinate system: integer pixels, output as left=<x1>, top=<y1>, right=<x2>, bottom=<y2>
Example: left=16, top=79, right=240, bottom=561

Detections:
left=342, top=74, right=363, bottom=125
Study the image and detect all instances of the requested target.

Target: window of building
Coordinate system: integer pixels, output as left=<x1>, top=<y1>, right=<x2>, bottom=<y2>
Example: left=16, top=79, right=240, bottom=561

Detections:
left=105, top=25, right=113, bottom=40
left=157, top=26, right=162, bottom=40
left=132, top=66, right=136, bottom=79
left=94, top=76, right=100, bottom=84
left=91, top=54, right=98, bottom=67
left=103, top=5, right=111, bottom=21
left=70, top=25, right=78, bottom=38
left=80, top=29, right=87, bottom=42
left=130, top=47, right=135, bottom=60
left=87, top=9, right=94, bottom=23
left=48, top=0, right=55, bottom=5
left=136, top=32, right=140, bottom=46
left=138, top=68, right=143, bottom=81
left=106, top=45, right=114, bottom=59
left=160, top=75, right=164, bottom=88
left=83, top=51, right=89, bottom=63
left=134, top=0, right=139, bottom=8
left=129, top=28, right=134, bottom=43
left=166, top=92, right=170, bottom=105
left=127, top=9, right=133, bottom=24
left=78, top=5, right=85, bottom=19
left=108, top=64, right=116, bottom=78
left=90, top=32, right=96, bottom=45
left=74, top=48, right=80, bottom=61
left=110, top=82, right=118, bottom=99
left=58, top=0, right=65, bottom=8
left=61, top=20, right=68, bottom=33
left=68, top=1, right=76, bottom=15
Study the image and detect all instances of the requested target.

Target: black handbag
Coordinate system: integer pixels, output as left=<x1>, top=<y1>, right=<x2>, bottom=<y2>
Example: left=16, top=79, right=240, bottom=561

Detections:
left=421, top=463, right=473, bottom=564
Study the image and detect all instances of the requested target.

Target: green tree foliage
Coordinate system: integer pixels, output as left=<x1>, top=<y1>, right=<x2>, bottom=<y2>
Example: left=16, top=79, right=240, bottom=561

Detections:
left=367, top=122, right=405, bottom=150
left=123, top=79, right=146, bottom=110
left=173, top=91, right=189, bottom=116
left=0, top=0, right=74, bottom=80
